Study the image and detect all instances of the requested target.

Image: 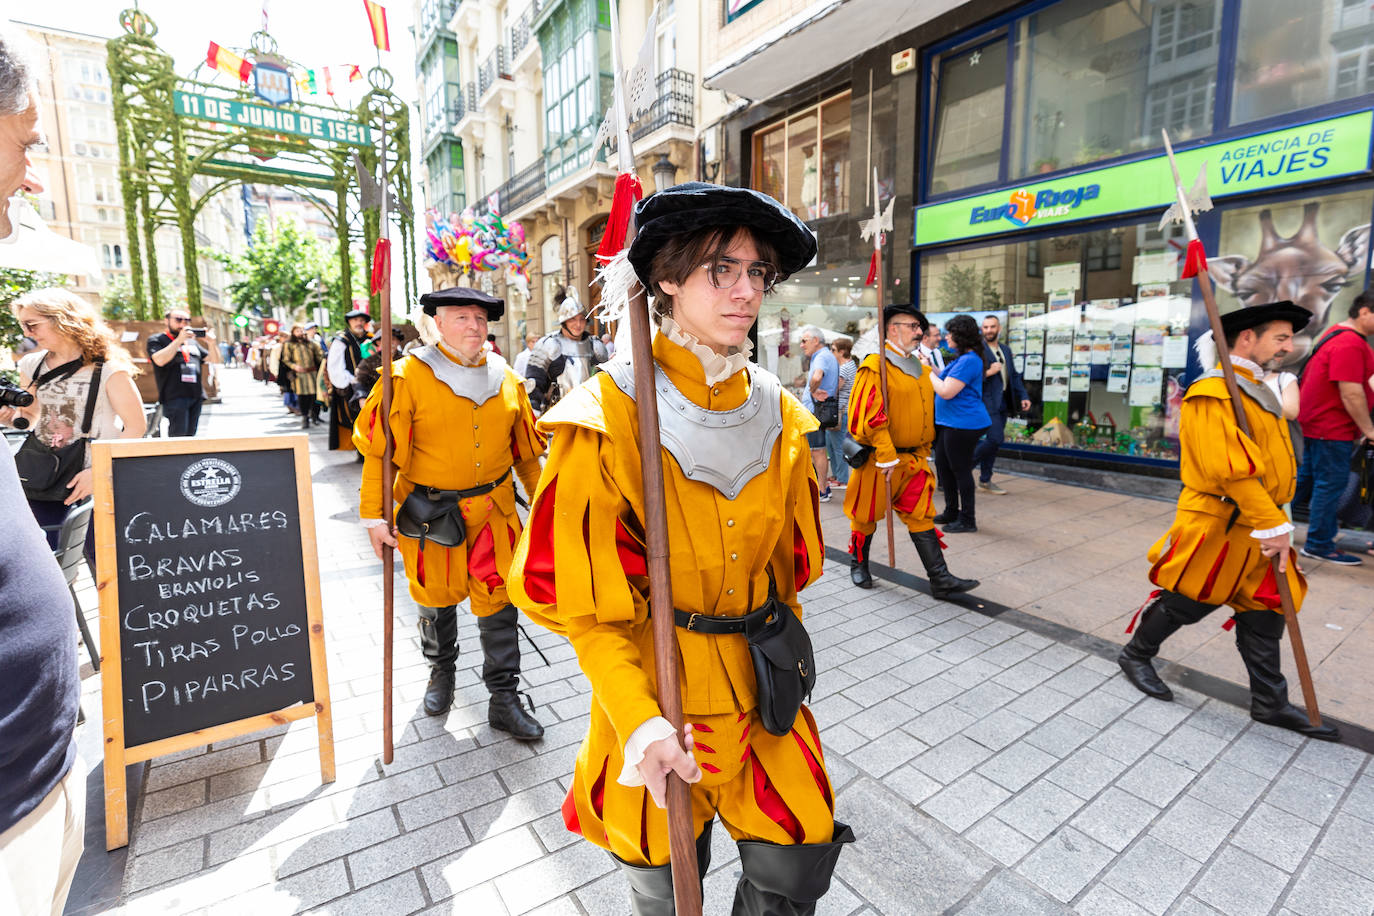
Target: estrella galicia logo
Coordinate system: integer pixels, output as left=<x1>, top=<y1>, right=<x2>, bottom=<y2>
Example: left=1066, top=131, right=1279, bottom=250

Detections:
left=970, top=184, right=1101, bottom=227
left=179, top=457, right=242, bottom=507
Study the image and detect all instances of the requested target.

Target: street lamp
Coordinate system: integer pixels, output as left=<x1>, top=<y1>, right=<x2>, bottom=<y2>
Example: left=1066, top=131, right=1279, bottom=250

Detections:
left=651, top=154, right=677, bottom=192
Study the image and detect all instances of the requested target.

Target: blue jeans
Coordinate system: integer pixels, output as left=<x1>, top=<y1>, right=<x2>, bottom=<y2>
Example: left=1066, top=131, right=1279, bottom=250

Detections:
left=162, top=396, right=203, bottom=437
left=972, top=410, right=1007, bottom=483
left=1293, top=437, right=1358, bottom=553
left=825, top=427, right=850, bottom=485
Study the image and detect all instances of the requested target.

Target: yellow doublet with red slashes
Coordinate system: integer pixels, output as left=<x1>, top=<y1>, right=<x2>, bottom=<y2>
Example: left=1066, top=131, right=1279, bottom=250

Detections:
left=1147, top=366, right=1305, bottom=614
left=843, top=349, right=938, bottom=536
left=355, top=345, right=544, bottom=613
left=507, top=333, right=837, bottom=866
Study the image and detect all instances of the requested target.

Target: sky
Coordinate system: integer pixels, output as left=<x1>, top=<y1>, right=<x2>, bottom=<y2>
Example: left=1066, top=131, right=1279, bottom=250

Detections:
left=7, top=0, right=419, bottom=110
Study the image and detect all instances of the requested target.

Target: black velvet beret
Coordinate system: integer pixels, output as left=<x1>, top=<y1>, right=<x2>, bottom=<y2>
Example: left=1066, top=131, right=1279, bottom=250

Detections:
left=419, top=285, right=505, bottom=320
left=628, top=182, right=817, bottom=287
left=1220, top=300, right=1310, bottom=336
left=344, top=309, right=371, bottom=321
left=883, top=303, right=928, bottom=333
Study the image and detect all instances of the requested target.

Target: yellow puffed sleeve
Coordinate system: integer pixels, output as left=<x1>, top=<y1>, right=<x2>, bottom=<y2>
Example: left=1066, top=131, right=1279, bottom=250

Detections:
left=508, top=371, right=546, bottom=501
left=1179, top=393, right=1289, bottom=532
left=354, top=372, right=415, bottom=520
left=847, top=356, right=897, bottom=465
left=772, top=395, right=825, bottom=608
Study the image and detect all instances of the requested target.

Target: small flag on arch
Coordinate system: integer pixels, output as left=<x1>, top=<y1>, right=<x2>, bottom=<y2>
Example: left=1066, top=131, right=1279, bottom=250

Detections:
left=206, top=41, right=252, bottom=83
left=348, top=64, right=363, bottom=82
left=364, top=0, right=391, bottom=52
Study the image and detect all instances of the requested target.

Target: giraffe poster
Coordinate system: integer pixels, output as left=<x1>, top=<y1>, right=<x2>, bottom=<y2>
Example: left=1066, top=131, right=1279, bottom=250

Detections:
left=1211, top=190, right=1372, bottom=366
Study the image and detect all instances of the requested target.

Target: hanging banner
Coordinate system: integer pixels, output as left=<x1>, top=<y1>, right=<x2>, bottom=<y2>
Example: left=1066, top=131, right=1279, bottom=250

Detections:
left=174, top=89, right=372, bottom=146
left=915, top=110, right=1374, bottom=248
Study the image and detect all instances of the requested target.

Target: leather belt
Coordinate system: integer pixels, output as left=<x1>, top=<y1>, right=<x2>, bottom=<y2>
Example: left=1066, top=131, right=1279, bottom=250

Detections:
left=895, top=446, right=921, bottom=454
left=674, top=602, right=774, bottom=635
left=414, top=466, right=513, bottom=502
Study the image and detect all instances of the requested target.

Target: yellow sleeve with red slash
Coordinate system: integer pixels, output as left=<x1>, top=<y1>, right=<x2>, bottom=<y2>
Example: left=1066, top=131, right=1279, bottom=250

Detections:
left=848, top=355, right=897, bottom=465
left=1179, top=384, right=1290, bottom=532
left=354, top=367, right=415, bottom=521
left=508, top=369, right=546, bottom=501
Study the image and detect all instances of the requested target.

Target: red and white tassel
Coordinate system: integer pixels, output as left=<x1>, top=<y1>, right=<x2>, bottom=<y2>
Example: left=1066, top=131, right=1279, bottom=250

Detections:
left=1125, top=589, right=1161, bottom=634
left=1180, top=238, right=1208, bottom=279
left=596, top=172, right=643, bottom=263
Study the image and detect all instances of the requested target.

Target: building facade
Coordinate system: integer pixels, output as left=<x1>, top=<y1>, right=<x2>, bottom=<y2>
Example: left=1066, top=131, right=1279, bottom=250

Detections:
left=708, top=0, right=1374, bottom=473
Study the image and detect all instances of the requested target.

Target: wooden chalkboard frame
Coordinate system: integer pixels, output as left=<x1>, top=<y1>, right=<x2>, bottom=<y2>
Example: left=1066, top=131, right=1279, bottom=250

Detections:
left=92, top=435, right=335, bottom=850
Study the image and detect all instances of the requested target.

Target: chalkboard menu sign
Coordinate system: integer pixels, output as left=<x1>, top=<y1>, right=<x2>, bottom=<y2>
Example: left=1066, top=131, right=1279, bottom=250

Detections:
left=92, top=436, right=334, bottom=850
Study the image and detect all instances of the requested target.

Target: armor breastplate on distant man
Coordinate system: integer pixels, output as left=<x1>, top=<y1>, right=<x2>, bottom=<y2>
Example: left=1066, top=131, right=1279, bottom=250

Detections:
left=525, top=288, right=609, bottom=409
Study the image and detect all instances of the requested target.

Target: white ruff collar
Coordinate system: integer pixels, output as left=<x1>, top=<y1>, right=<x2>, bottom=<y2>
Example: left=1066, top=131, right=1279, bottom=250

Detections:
left=659, top=316, right=753, bottom=385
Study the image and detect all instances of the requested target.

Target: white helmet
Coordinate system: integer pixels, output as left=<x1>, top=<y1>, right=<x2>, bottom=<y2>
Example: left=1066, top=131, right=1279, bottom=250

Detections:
left=556, top=291, right=584, bottom=325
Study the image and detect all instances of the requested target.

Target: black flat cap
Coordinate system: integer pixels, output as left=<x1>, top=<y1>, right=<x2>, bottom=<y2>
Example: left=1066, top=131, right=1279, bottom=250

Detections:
left=883, top=303, right=928, bottom=332
left=628, top=182, right=817, bottom=287
left=344, top=308, right=370, bottom=321
left=419, top=286, right=504, bottom=320
left=1220, top=300, right=1311, bottom=336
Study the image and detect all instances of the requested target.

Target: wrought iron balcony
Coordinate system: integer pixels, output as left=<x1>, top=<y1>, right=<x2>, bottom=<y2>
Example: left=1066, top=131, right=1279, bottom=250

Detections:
left=478, top=46, right=512, bottom=98
left=479, top=160, right=547, bottom=217
left=631, top=69, right=695, bottom=142
left=509, top=1, right=544, bottom=59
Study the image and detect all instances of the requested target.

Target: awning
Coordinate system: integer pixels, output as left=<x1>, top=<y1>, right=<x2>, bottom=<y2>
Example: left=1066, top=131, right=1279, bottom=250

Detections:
left=0, top=198, right=102, bottom=280
left=703, top=0, right=963, bottom=102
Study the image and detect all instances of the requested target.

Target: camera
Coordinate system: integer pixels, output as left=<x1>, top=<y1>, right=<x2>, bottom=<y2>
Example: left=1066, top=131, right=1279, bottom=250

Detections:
left=192, top=328, right=208, bottom=338
left=0, top=377, right=35, bottom=409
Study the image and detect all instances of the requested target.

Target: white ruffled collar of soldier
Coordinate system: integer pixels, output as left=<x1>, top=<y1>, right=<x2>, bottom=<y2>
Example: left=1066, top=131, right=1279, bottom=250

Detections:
left=1229, top=354, right=1262, bottom=375
left=658, top=316, right=753, bottom=386
left=436, top=341, right=486, bottom=367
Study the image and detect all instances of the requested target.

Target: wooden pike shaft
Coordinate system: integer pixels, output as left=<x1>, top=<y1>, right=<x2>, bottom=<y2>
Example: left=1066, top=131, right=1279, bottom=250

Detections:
left=1192, top=266, right=1322, bottom=729
left=378, top=119, right=396, bottom=766
left=623, top=216, right=702, bottom=914
left=874, top=248, right=895, bottom=566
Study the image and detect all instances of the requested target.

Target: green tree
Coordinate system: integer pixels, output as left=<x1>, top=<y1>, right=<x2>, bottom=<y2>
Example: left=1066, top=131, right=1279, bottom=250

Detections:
left=936, top=264, right=1001, bottom=313
left=205, top=216, right=343, bottom=324
left=101, top=273, right=185, bottom=321
left=1, top=267, right=66, bottom=353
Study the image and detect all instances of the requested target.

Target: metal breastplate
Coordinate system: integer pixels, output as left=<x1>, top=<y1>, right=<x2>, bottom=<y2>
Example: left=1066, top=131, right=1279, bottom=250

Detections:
left=601, top=358, right=784, bottom=499
left=412, top=345, right=506, bottom=405
left=1198, top=369, right=1283, bottom=419
left=885, top=348, right=925, bottom=380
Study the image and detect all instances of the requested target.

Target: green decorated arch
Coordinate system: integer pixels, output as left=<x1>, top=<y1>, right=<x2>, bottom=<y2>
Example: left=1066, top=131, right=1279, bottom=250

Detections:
left=106, top=8, right=414, bottom=320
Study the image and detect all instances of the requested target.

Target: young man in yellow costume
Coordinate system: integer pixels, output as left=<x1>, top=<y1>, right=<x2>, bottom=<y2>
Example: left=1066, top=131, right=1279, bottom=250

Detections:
left=1118, top=300, right=1339, bottom=741
left=844, top=303, right=979, bottom=598
left=509, top=183, right=852, bottom=914
left=356, top=286, right=546, bottom=739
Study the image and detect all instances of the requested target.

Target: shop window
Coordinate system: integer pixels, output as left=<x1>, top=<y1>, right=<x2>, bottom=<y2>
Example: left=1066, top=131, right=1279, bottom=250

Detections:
left=919, top=217, right=1203, bottom=463
left=751, top=91, right=852, bottom=222
left=1211, top=189, right=1373, bottom=366
left=1233, top=0, right=1374, bottom=125
left=929, top=37, right=1008, bottom=193
left=1009, top=0, right=1219, bottom=178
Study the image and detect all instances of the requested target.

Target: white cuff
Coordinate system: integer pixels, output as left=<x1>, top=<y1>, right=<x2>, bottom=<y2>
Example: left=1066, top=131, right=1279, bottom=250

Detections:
left=875, top=458, right=900, bottom=468
left=617, top=716, right=676, bottom=787
left=361, top=517, right=388, bottom=529
left=1250, top=522, right=1294, bottom=539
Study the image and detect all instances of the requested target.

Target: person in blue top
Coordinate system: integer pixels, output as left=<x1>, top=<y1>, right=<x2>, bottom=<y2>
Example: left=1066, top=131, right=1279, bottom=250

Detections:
left=919, top=314, right=991, bottom=533
left=799, top=325, right=839, bottom=501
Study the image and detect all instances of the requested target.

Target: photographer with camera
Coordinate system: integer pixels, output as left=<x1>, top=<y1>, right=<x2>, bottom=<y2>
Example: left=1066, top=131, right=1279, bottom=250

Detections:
left=146, top=306, right=218, bottom=437
left=2, top=288, right=146, bottom=555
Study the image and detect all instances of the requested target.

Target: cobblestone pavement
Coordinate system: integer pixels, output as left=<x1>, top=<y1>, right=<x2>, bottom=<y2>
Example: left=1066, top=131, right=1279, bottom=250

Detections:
left=69, top=369, right=1374, bottom=915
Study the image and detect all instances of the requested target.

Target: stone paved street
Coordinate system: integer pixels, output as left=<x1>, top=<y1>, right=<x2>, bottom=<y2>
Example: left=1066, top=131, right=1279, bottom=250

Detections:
left=66, top=368, right=1374, bottom=915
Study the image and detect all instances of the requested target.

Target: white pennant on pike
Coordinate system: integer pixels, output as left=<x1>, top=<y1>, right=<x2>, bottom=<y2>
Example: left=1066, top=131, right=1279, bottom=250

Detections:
left=592, top=8, right=657, bottom=160
left=1157, top=153, right=1212, bottom=233
left=859, top=170, right=894, bottom=245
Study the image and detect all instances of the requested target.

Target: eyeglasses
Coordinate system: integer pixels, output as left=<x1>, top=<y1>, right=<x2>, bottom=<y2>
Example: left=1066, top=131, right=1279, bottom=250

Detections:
left=168, top=316, right=190, bottom=323
left=20, top=318, right=50, bottom=334
left=888, top=320, right=920, bottom=331
left=700, top=257, right=780, bottom=293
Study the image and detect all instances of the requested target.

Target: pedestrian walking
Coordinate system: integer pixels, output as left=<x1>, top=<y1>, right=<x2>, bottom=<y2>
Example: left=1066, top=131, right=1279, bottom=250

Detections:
left=4, top=288, right=146, bottom=559
left=511, top=332, right=539, bottom=378
left=846, top=304, right=980, bottom=598
left=825, top=336, right=856, bottom=489
left=917, top=321, right=945, bottom=370
left=146, top=306, right=217, bottom=436
left=972, top=315, right=1029, bottom=495
left=799, top=324, right=838, bottom=501
left=281, top=324, right=323, bottom=429
left=1292, top=289, right=1374, bottom=565
left=1118, top=301, right=1338, bottom=741
left=509, top=183, right=852, bottom=914
left=928, top=315, right=990, bottom=533
left=355, top=287, right=545, bottom=738
left=326, top=309, right=369, bottom=451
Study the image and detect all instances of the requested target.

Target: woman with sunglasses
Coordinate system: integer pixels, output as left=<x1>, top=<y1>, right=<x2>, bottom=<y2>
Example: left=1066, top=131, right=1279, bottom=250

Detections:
left=510, top=183, right=852, bottom=914
left=2, top=288, right=145, bottom=557
left=922, top=313, right=991, bottom=533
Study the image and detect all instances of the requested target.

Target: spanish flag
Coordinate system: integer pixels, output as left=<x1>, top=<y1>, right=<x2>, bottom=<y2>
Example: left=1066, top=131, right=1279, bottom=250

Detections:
left=348, top=64, right=363, bottom=82
left=206, top=41, right=252, bottom=83
left=364, top=0, right=390, bottom=52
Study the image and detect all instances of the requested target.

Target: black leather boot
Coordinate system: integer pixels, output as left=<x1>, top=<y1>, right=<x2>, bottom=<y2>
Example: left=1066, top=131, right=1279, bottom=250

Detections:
left=612, top=821, right=715, bottom=915
left=1233, top=611, right=1340, bottom=741
left=910, top=530, right=978, bottom=598
left=849, top=531, right=873, bottom=589
left=1117, top=591, right=1216, bottom=703
left=478, top=605, right=544, bottom=740
left=418, top=605, right=459, bottom=716
left=733, top=822, right=855, bottom=916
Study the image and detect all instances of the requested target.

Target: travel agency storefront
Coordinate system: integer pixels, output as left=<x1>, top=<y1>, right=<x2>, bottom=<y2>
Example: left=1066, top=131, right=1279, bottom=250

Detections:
left=912, top=0, right=1374, bottom=474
